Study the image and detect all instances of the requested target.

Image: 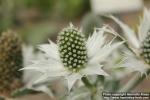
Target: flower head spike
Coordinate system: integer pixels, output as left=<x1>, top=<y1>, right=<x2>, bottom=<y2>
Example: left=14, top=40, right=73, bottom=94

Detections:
left=22, top=24, right=123, bottom=91
left=110, top=8, right=150, bottom=74
left=58, top=25, right=88, bottom=72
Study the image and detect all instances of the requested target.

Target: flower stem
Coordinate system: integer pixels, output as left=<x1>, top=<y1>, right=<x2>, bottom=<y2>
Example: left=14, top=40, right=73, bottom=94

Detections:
left=119, top=69, right=150, bottom=92
left=81, top=77, right=97, bottom=100
left=95, top=75, right=104, bottom=85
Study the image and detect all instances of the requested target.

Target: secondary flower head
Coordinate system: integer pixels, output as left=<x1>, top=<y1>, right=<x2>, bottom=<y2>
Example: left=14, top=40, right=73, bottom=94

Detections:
left=22, top=24, right=123, bottom=91
left=110, top=8, right=150, bottom=74
left=0, top=30, right=23, bottom=96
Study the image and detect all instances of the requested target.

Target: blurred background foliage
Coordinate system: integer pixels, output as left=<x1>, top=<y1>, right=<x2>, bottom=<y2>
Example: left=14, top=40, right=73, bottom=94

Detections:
left=0, top=0, right=90, bottom=45
left=1, top=0, right=150, bottom=46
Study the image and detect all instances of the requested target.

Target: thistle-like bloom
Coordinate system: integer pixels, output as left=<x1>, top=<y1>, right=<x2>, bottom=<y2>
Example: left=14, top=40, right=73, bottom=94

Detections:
left=110, top=8, right=150, bottom=74
left=22, top=24, right=123, bottom=91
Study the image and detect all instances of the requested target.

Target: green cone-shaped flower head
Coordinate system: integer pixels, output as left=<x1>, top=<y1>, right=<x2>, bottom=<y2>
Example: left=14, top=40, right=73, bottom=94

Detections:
left=58, top=25, right=88, bottom=72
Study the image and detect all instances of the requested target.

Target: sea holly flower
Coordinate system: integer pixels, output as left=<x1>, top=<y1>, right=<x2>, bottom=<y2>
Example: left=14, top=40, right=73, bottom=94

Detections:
left=21, top=24, right=124, bottom=91
left=110, top=8, right=150, bottom=74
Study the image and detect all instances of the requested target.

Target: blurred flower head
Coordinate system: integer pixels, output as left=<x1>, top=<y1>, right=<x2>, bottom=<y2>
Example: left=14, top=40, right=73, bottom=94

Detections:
left=22, top=24, right=123, bottom=91
left=0, top=30, right=23, bottom=96
left=110, top=8, right=150, bottom=75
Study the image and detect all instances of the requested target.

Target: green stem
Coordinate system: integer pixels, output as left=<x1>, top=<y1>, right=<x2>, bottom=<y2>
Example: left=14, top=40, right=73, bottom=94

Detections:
left=95, top=75, right=104, bottom=85
left=119, top=69, right=150, bottom=92
left=81, top=77, right=96, bottom=100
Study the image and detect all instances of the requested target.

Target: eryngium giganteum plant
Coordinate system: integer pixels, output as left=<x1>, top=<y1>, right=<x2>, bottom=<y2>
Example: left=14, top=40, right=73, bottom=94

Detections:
left=0, top=30, right=23, bottom=96
left=22, top=24, right=124, bottom=98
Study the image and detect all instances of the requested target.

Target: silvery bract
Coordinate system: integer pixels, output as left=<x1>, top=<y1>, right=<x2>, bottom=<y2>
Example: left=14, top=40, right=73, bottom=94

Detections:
left=21, top=24, right=124, bottom=91
left=22, top=45, right=54, bottom=97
